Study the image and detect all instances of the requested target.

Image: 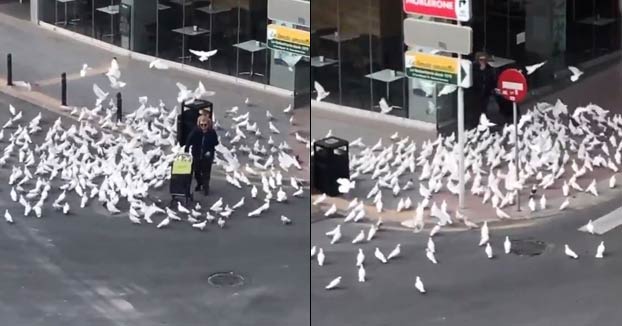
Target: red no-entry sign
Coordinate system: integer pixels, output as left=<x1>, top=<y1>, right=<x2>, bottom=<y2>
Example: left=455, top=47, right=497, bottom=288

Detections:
left=498, top=69, right=527, bottom=103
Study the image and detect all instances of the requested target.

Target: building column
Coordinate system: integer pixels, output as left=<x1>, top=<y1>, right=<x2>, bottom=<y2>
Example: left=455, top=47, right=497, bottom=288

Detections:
left=30, top=0, right=38, bottom=23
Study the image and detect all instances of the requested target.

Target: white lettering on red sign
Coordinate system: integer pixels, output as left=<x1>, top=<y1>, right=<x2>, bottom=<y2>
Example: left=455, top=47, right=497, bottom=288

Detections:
left=407, top=0, right=454, bottom=10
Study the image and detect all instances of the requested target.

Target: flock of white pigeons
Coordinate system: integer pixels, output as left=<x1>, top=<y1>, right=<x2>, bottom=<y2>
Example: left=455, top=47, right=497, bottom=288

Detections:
left=3, top=56, right=310, bottom=232
left=312, top=98, right=620, bottom=292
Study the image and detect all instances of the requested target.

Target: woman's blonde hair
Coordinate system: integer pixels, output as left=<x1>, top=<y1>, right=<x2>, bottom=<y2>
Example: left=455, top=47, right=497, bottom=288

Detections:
left=197, top=115, right=213, bottom=129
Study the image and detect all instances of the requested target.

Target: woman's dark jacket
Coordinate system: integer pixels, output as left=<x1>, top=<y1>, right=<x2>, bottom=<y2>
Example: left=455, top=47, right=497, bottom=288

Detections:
left=184, top=128, right=219, bottom=159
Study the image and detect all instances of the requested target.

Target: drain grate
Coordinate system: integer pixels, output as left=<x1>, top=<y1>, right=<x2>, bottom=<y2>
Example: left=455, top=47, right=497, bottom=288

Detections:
left=510, top=239, right=547, bottom=256
left=208, top=272, right=245, bottom=287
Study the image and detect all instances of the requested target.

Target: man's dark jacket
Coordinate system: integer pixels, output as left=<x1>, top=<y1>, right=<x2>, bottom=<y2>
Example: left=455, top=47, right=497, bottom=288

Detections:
left=473, top=64, right=497, bottom=98
left=184, top=128, right=219, bottom=159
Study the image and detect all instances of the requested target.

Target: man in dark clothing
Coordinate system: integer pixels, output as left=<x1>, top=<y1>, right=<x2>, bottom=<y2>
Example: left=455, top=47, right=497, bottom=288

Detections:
left=470, top=52, right=498, bottom=128
left=184, top=115, right=219, bottom=195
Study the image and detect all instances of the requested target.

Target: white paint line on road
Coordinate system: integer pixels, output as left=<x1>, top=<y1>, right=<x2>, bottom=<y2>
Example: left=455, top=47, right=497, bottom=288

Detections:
left=578, top=206, right=622, bottom=235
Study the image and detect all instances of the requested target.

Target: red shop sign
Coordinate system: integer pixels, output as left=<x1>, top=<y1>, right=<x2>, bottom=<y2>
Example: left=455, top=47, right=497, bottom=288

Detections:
left=403, top=0, right=472, bottom=22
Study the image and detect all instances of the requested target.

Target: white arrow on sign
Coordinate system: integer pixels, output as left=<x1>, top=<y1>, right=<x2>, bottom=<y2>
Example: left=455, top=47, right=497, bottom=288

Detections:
left=459, top=59, right=472, bottom=88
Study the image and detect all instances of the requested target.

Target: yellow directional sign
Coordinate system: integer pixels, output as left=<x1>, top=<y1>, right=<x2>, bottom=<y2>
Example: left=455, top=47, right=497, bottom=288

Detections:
left=267, top=24, right=310, bottom=57
left=404, top=51, right=471, bottom=87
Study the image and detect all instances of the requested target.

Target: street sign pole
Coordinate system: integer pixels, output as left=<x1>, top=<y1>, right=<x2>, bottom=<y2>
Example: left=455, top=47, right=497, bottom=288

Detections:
left=514, top=101, right=520, bottom=211
left=458, top=53, right=465, bottom=209
left=497, top=68, right=528, bottom=212
left=457, top=21, right=465, bottom=209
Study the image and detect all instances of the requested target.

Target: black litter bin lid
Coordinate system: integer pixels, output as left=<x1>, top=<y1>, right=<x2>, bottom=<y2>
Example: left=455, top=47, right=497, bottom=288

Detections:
left=314, top=136, right=348, bottom=150
left=183, top=99, right=213, bottom=112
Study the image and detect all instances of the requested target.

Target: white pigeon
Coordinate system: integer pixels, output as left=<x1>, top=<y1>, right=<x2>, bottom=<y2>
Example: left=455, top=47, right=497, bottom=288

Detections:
left=387, top=244, right=401, bottom=260
left=374, top=247, right=388, bottom=263
left=330, top=230, right=342, bottom=245
left=156, top=217, right=170, bottom=229
left=189, top=49, right=218, bottom=62
left=564, top=244, right=579, bottom=259
left=610, top=175, right=616, bottom=189
left=427, top=237, right=435, bottom=253
left=283, top=104, right=293, bottom=114
left=62, top=203, right=70, bottom=215
left=192, top=220, right=207, bottom=231
left=149, top=58, right=169, bottom=70
left=311, top=246, right=317, bottom=258
left=93, top=83, right=109, bottom=104
left=325, top=276, right=341, bottom=290
left=80, top=63, right=91, bottom=77
left=324, top=204, right=337, bottom=217
left=13, top=81, right=31, bottom=91
left=358, top=265, right=366, bottom=283
left=479, top=221, right=490, bottom=246
left=314, top=81, right=330, bottom=102
left=528, top=197, right=536, bottom=212
left=351, top=230, right=365, bottom=244
left=325, top=224, right=341, bottom=237
left=496, top=207, right=511, bottom=219
left=568, top=66, right=583, bottom=82
left=177, top=202, right=191, bottom=214
left=356, top=248, right=365, bottom=267
left=280, top=215, right=292, bottom=225
left=337, top=178, right=356, bottom=194
left=217, top=217, right=226, bottom=228
left=429, top=224, right=441, bottom=237
left=313, top=193, right=327, bottom=206
left=367, top=225, right=377, bottom=241
left=559, top=198, right=570, bottom=211
left=526, top=61, right=546, bottom=75
left=4, top=210, right=13, bottom=224
left=438, top=84, right=457, bottom=97
left=504, top=236, right=511, bottom=254
left=595, top=241, right=605, bottom=258
left=485, top=243, right=494, bottom=259
left=478, top=114, right=495, bottom=130
left=10, top=187, right=17, bottom=202
left=585, top=179, right=598, bottom=197
left=425, top=248, right=438, bottom=264
left=585, top=220, right=595, bottom=234
left=415, top=276, right=426, bottom=294
left=317, top=248, right=325, bottom=266
left=379, top=98, right=394, bottom=114
left=540, top=195, right=547, bottom=210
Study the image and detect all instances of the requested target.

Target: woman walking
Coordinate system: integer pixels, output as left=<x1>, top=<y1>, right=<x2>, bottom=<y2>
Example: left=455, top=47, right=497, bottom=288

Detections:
left=185, top=114, right=219, bottom=195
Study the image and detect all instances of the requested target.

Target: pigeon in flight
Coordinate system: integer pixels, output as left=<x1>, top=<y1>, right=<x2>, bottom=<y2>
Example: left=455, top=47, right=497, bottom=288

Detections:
left=189, top=49, right=218, bottom=62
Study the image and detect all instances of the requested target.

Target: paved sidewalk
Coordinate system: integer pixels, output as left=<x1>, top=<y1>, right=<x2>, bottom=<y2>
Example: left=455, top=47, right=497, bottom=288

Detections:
left=310, top=59, right=622, bottom=230
left=0, top=12, right=309, bottom=179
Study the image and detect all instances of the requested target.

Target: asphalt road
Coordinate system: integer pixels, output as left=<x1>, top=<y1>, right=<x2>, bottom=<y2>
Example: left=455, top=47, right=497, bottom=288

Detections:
left=311, top=194, right=622, bottom=326
left=0, top=88, right=310, bottom=324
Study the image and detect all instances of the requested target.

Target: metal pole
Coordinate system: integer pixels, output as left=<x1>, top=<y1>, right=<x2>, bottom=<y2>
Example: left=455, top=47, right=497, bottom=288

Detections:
left=7, top=54, right=12, bottom=86
left=457, top=20, right=465, bottom=209
left=61, top=73, right=67, bottom=106
left=116, top=92, right=122, bottom=122
left=514, top=101, right=520, bottom=210
left=458, top=54, right=465, bottom=209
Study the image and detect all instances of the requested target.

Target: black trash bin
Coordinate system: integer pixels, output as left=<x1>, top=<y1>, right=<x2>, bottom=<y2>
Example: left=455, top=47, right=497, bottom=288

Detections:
left=177, top=99, right=214, bottom=146
left=313, top=136, right=349, bottom=196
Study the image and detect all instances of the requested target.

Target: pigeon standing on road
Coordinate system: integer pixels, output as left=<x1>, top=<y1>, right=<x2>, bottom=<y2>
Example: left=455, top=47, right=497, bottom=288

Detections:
left=564, top=244, right=579, bottom=259
left=325, top=276, right=341, bottom=290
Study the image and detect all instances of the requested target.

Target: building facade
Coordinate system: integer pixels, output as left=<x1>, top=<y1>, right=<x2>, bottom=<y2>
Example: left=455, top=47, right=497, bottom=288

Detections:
left=1, top=0, right=310, bottom=99
left=311, top=0, right=622, bottom=129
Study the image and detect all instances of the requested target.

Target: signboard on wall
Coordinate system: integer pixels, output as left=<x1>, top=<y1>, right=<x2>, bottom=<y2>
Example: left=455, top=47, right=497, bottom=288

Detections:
left=403, top=0, right=472, bottom=22
left=405, top=51, right=471, bottom=87
left=268, top=0, right=310, bottom=27
left=267, top=24, right=310, bottom=57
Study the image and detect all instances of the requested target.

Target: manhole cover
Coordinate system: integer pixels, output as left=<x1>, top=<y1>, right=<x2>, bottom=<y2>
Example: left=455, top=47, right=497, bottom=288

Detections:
left=208, top=272, right=245, bottom=287
left=510, top=239, right=547, bottom=256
